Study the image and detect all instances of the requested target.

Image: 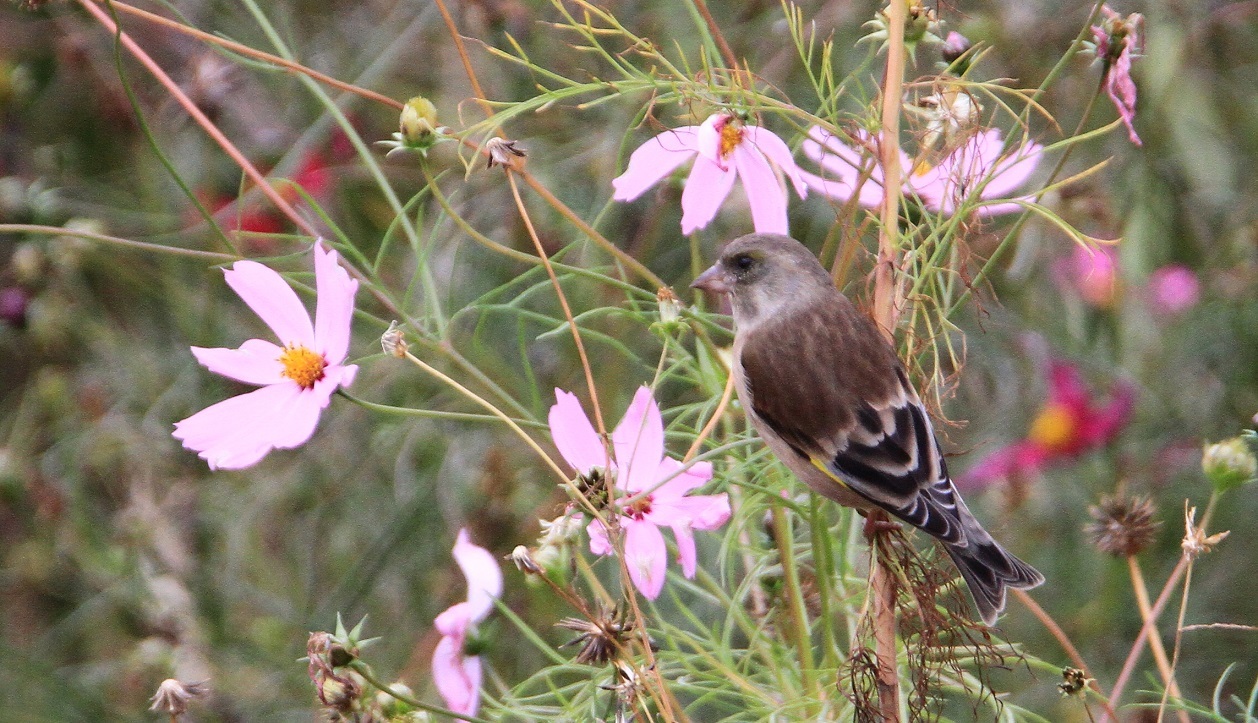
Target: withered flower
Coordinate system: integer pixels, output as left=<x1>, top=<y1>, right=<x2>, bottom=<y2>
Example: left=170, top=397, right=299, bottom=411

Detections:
left=486, top=137, right=526, bottom=169
left=149, top=678, right=208, bottom=717
left=1086, top=494, right=1161, bottom=557
left=557, top=607, right=636, bottom=665
left=1058, top=666, right=1093, bottom=697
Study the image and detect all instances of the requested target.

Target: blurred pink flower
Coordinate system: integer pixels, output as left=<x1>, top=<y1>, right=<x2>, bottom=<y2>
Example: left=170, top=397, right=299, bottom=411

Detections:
left=1055, top=244, right=1119, bottom=309
left=549, top=387, right=731, bottom=599
left=1147, top=264, right=1199, bottom=315
left=961, top=361, right=1135, bottom=491
left=612, top=113, right=806, bottom=235
left=1091, top=6, right=1144, bottom=146
left=432, top=529, right=502, bottom=718
left=801, top=127, right=1042, bottom=216
left=172, top=243, right=358, bottom=470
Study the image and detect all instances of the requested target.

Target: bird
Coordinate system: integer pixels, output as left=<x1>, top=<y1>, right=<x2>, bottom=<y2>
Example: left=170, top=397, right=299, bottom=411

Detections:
left=691, top=232, right=1043, bottom=625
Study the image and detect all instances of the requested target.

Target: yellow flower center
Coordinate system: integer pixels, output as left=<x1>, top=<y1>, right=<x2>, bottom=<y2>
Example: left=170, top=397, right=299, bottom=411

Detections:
left=1027, top=403, right=1076, bottom=451
left=718, top=122, right=743, bottom=160
left=279, top=344, right=327, bottom=389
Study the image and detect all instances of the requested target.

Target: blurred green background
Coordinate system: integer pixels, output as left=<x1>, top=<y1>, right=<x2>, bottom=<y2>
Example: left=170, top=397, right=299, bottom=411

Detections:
left=1, top=0, right=1256, bottom=720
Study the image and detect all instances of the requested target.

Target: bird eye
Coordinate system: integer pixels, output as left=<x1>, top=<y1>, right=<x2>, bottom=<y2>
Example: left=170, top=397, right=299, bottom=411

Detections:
left=732, top=253, right=755, bottom=271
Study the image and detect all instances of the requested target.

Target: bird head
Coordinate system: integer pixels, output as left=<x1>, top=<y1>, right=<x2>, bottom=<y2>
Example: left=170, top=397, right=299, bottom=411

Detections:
left=691, top=233, right=833, bottom=323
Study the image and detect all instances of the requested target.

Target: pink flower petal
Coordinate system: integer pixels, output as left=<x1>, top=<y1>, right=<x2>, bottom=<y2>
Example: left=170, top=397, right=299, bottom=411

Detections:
left=611, top=127, right=701, bottom=202
left=669, top=522, right=698, bottom=579
left=733, top=145, right=790, bottom=234
left=622, top=517, right=668, bottom=599
left=190, top=338, right=286, bottom=386
left=312, top=243, right=357, bottom=365
left=434, top=601, right=473, bottom=638
left=611, top=387, right=665, bottom=494
left=223, top=260, right=315, bottom=347
left=958, top=441, right=1047, bottom=492
left=651, top=458, right=713, bottom=500
left=984, top=145, right=1044, bottom=198
left=679, top=154, right=738, bottom=234
left=654, top=493, right=731, bottom=531
left=586, top=518, right=612, bottom=556
left=693, top=114, right=726, bottom=168
left=432, top=634, right=481, bottom=716
left=172, top=381, right=327, bottom=470
left=549, top=388, right=610, bottom=474
left=743, top=126, right=807, bottom=198
left=453, top=529, right=502, bottom=623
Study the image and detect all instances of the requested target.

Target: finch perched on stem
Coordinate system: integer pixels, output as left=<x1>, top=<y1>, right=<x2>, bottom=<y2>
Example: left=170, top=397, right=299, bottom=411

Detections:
left=692, top=232, right=1043, bottom=625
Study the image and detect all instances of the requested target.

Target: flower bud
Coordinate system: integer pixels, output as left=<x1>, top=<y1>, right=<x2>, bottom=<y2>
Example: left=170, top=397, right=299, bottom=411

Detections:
left=656, top=287, right=681, bottom=325
left=375, top=682, right=415, bottom=717
left=1202, top=436, right=1257, bottom=493
left=0, top=287, right=29, bottom=328
left=400, top=96, right=438, bottom=145
left=941, top=31, right=972, bottom=64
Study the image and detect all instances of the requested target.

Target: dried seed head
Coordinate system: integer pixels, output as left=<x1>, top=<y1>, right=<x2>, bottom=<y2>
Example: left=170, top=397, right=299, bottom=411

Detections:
left=1086, top=494, right=1161, bottom=557
left=486, top=137, right=526, bottom=169
left=511, top=545, right=541, bottom=574
left=1058, top=667, right=1093, bottom=697
left=1182, top=504, right=1230, bottom=559
left=149, top=678, right=208, bottom=716
left=381, top=320, right=408, bottom=358
left=557, top=607, right=635, bottom=665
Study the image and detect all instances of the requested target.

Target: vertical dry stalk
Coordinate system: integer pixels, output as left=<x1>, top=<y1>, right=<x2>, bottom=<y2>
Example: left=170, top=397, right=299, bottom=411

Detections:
left=869, top=519, right=902, bottom=723
left=866, top=1, right=911, bottom=720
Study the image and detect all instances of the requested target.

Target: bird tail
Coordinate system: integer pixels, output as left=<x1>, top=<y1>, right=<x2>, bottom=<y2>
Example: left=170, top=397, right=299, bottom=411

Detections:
left=944, top=537, right=1044, bottom=626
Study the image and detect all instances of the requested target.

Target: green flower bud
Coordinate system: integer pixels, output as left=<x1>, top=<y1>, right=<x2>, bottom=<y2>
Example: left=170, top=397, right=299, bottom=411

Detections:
left=399, top=96, right=438, bottom=145
left=1202, top=436, right=1257, bottom=493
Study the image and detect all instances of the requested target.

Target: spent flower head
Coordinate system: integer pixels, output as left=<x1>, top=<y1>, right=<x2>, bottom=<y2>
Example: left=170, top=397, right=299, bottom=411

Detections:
left=149, top=678, right=208, bottom=717
left=1088, top=6, right=1144, bottom=146
left=1086, top=494, right=1161, bottom=557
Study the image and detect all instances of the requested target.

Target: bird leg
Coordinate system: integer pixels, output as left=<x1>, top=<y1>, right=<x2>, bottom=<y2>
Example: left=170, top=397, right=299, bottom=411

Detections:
left=862, top=510, right=903, bottom=541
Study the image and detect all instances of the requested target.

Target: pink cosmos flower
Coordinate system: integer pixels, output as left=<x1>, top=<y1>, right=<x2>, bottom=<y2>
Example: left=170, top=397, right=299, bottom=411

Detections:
left=1091, top=6, right=1144, bottom=146
left=801, top=126, right=1042, bottom=217
left=548, top=387, right=731, bottom=600
left=960, top=361, right=1135, bottom=491
left=1147, top=264, right=1199, bottom=316
left=172, top=243, right=359, bottom=470
left=432, top=529, right=502, bottom=718
left=1055, top=244, right=1119, bottom=309
left=612, top=112, right=807, bottom=235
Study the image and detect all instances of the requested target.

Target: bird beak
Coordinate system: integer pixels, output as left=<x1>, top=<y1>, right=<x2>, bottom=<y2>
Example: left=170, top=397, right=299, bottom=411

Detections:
left=691, top=264, right=732, bottom=294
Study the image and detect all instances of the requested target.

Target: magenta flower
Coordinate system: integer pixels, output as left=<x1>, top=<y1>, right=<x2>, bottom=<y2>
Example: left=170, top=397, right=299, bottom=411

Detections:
left=612, top=112, right=807, bottom=235
left=960, top=361, right=1135, bottom=491
left=1091, top=6, right=1144, bottom=146
left=1147, top=264, right=1199, bottom=316
left=548, top=387, right=731, bottom=600
left=432, top=529, right=502, bottom=718
left=801, top=126, right=1042, bottom=217
left=172, top=243, right=358, bottom=470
